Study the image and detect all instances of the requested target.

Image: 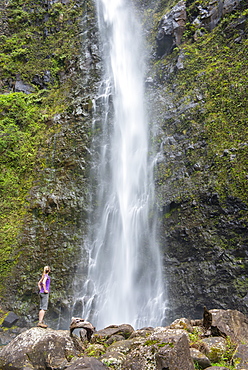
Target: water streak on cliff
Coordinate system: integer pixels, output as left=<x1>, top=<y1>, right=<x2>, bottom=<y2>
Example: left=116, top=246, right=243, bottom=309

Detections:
left=76, top=0, right=166, bottom=329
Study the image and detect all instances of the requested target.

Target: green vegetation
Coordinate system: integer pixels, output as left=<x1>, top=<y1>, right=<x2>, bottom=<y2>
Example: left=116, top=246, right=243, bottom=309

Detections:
left=0, top=0, right=83, bottom=87
left=190, top=331, right=237, bottom=369
left=144, top=339, right=174, bottom=347
left=85, top=344, right=106, bottom=357
left=188, top=328, right=202, bottom=343
left=0, top=0, right=88, bottom=298
left=154, top=7, right=248, bottom=204
left=0, top=92, right=44, bottom=285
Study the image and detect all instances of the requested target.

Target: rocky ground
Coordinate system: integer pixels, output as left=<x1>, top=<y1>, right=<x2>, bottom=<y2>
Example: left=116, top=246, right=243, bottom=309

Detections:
left=0, top=308, right=248, bottom=369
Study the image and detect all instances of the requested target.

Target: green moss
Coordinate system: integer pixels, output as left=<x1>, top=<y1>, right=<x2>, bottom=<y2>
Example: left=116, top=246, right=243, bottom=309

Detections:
left=0, top=92, right=46, bottom=287
left=234, top=277, right=248, bottom=298
left=158, top=9, right=248, bottom=205
left=144, top=339, right=174, bottom=348
left=0, top=0, right=95, bottom=310
left=144, top=339, right=159, bottom=346
left=0, top=0, right=86, bottom=90
left=85, top=346, right=106, bottom=358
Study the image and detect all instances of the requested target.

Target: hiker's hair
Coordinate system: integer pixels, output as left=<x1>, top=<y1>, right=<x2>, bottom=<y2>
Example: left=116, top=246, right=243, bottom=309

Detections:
left=41, top=265, right=51, bottom=280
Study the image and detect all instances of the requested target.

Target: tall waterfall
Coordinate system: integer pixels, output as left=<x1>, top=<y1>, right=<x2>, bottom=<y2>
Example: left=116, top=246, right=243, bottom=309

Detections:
left=76, top=0, right=166, bottom=329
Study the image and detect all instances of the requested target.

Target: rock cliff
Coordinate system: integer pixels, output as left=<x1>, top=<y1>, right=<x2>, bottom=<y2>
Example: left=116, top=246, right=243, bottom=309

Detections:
left=139, top=0, right=248, bottom=321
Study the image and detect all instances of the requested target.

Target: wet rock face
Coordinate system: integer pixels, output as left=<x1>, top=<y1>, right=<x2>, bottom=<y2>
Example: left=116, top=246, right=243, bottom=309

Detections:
left=156, top=1, right=187, bottom=57
left=147, top=0, right=248, bottom=323
left=161, top=194, right=248, bottom=322
left=1, top=0, right=101, bottom=324
left=186, top=0, right=242, bottom=32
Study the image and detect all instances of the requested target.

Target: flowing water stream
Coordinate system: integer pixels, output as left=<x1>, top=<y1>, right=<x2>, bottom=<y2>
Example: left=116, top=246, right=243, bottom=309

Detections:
left=75, top=0, right=166, bottom=329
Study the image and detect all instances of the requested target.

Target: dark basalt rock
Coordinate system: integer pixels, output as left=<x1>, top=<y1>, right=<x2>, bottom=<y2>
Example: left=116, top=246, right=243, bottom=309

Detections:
left=156, top=1, right=186, bottom=57
left=1, top=311, right=19, bottom=328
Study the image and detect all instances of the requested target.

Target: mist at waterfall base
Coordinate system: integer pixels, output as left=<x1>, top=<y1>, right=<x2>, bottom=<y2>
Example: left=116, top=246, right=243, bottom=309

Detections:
left=73, top=0, right=167, bottom=330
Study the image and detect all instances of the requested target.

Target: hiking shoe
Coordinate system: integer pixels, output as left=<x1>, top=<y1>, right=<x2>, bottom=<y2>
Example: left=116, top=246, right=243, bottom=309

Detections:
left=37, top=322, right=48, bottom=328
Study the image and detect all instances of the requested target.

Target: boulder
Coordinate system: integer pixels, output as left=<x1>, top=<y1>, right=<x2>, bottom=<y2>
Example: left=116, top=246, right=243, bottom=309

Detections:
left=170, top=317, right=194, bottom=332
left=204, top=367, right=229, bottom=370
left=0, top=330, right=16, bottom=346
left=66, top=357, right=109, bottom=369
left=97, top=327, right=195, bottom=370
left=232, top=344, right=248, bottom=369
left=201, top=337, right=227, bottom=362
left=101, top=338, right=135, bottom=368
left=85, top=343, right=106, bottom=357
left=129, top=327, right=154, bottom=338
left=106, top=334, right=125, bottom=345
left=70, top=317, right=95, bottom=341
left=91, top=324, right=134, bottom=343
left=0, top=327, right=83, bottom=370
left=155, top=332, right=195, bottom=370
left=209, top=309, right=248, bottom=344
left=1, top=311, right=19, bottom=328
left=121, top=328, right=194, bottom=370
left=190, top=347, right=211, bottom=369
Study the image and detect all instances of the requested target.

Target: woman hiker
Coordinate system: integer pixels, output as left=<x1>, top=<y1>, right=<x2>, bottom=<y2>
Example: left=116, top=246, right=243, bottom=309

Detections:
left=37, top=266, right=51, bottom=328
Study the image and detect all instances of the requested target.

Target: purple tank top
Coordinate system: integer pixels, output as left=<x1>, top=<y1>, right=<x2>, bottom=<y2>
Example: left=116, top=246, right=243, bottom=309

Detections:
left=40, top=274, right=51, bottom=293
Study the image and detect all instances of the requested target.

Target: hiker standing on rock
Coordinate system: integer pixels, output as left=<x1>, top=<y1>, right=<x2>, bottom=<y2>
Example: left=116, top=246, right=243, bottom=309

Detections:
left=37, top=266, right=51, bottom=328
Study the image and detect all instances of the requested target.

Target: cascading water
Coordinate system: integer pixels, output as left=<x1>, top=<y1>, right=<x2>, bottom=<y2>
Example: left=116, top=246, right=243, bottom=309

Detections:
left=75, top=0, right=166, bottom=329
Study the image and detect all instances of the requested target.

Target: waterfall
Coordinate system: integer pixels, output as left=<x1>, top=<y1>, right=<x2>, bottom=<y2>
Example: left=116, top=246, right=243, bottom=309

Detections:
left=75, top=0, right=166, bottom=330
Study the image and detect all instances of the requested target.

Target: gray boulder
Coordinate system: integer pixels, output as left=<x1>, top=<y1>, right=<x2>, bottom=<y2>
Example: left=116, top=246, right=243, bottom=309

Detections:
left=190, top=348, right=211, bottom=369
left=0, top=327, right=83, bottom=370
left=210, top=309, right=248, bottom=344
left=101, top=327, right=195, bottom=370
left=232, top=344, right=248, bottom=369
left=91, top=324, right=134, bottom=343
left=201, top=337, right=227, bottom=362
left=170, top=317, right=194, bottom=332
left=66, top=357, right=108, bottom=369
left=155, top=331, right=195, bottom=370
left=1, top=311, right=19, bottom=328
left=204, top=367, right=229, bottom=370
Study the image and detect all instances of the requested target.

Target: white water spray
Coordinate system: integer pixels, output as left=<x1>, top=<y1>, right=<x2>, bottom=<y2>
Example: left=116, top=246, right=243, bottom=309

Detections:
left=76, top=0, right=166, bottom=329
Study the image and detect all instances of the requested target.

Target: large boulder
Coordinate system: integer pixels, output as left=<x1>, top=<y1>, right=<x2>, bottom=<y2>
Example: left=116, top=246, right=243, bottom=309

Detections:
left=100, top=327, right=195, bottom=370
left=201, top=337, right=227, bottom=362
left=232, top=344, right=248, bottom=369
left=155, top=331, right=195, bottom=370
left=210, top=309, right=248, bottom=344
left=0, top=327, right=83, bottom=370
